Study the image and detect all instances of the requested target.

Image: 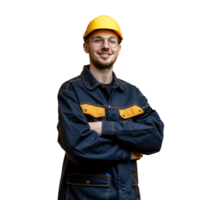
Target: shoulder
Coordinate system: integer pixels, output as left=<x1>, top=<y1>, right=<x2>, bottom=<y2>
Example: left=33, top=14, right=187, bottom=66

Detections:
left=118, top=78, right=143, bottom=97
left=58, top=75, right=82, bottom=94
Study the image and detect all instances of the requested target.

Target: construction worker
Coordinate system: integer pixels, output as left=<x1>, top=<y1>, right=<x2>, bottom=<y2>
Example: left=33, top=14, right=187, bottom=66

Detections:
left=57, top=15, right=164, bottom=200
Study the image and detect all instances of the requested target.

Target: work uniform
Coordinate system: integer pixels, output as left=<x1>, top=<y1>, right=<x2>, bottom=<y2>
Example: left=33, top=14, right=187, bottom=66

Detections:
left=57, top=64, right=164, bottom=200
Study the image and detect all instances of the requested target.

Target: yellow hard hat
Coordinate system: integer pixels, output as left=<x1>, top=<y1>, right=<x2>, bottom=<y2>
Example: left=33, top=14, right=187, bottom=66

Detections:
left=83, top=15, right=123, bottom=40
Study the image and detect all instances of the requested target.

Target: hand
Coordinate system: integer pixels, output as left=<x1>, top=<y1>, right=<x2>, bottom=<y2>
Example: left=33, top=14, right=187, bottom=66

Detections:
left=130, top=151, right=143, bottom=160
left=88, top=122, right=102, bottom=136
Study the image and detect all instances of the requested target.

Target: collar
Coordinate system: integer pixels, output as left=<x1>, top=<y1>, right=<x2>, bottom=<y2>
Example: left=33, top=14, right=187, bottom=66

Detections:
left=80, top=65, right=127, bottom=91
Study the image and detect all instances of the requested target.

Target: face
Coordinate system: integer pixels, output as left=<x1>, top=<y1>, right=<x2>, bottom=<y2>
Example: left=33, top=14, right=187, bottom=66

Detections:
left=83, top=29, right=121, bottom=70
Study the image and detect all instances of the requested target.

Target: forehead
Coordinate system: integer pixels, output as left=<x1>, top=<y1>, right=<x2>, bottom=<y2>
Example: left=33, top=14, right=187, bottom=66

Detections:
left=89, top=29, right=119, bottom=39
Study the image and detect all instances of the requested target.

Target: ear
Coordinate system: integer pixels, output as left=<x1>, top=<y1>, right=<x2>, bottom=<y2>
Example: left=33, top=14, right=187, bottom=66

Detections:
left=118, top=44, right=123, bottom=56
left=117, top=44, right=121, bottom=55
left=83, top=42, right=89, bottom=53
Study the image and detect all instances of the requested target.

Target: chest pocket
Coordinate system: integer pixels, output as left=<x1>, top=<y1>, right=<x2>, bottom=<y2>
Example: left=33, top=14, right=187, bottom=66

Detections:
left=80, top=104, right=105, bottom=122
left=119, top=105, right=144, bottom=122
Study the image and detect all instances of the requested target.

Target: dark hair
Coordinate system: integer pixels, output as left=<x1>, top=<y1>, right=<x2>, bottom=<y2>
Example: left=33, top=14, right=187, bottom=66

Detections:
left=83, top=32, right=92, bottom=43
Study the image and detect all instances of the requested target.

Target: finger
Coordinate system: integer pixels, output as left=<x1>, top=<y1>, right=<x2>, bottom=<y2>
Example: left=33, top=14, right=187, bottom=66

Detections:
left=140, top=153, right=143, bottom=157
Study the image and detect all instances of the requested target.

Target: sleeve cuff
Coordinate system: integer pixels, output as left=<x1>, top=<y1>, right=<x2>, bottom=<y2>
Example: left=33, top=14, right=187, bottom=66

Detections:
left=102, top=121, right=115, bottom=136
left=123, top=149, right=132, bottom=159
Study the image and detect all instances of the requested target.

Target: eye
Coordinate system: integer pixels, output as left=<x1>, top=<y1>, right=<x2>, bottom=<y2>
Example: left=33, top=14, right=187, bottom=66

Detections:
left=109, top=37, right=117, bottom=43
left=93, top=37, right=103, bottom=43
left=94, top=39, right=101, bottom=43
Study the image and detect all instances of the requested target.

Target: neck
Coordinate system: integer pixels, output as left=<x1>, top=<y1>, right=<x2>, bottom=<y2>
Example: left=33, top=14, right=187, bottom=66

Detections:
left=89, top=62, right=113, bottom=84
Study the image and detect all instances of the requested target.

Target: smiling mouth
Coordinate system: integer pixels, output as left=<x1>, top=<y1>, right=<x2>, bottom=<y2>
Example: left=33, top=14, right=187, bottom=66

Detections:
left=98, top=53, right=111, bottom=58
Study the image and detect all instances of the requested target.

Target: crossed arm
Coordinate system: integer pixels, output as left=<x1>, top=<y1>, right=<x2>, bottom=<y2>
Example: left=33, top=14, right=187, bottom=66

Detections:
left=88, top=121, right=143, bottom=160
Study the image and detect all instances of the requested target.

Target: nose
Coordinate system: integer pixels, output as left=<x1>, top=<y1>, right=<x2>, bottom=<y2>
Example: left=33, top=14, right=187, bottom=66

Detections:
left=101, top=39, right=109, bottom=49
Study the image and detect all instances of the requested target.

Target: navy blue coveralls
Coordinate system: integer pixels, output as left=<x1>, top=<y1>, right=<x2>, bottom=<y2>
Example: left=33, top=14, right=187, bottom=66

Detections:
left=57, top=65, right=164, bottom=200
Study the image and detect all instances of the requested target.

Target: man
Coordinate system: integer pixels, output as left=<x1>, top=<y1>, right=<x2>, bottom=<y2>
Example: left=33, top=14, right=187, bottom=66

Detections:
left=57, top=15, right=164, bottom=200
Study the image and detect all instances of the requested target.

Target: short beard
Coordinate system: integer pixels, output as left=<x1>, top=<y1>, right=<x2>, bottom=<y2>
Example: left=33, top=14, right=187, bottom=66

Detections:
left=89, top=54, right=118, bottom=70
